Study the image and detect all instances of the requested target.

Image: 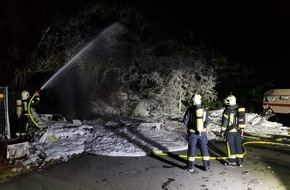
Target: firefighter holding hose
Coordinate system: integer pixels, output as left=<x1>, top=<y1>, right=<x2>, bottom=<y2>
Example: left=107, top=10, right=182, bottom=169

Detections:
left=16, top=90, right=40, bottom=139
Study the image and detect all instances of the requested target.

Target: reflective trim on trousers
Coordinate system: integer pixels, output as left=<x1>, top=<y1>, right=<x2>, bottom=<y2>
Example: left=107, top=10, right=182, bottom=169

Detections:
left=202, top=156, right=210, bottom=161
left=16, top=132, right=26, bottom=137
left=188, top=156, right=195, bottom=161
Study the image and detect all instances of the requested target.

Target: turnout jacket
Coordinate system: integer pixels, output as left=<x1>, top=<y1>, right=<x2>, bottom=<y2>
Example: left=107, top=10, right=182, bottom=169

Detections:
left=221, top=105, right=244, bottom=136
left=183, top=105, right=209, bottom=134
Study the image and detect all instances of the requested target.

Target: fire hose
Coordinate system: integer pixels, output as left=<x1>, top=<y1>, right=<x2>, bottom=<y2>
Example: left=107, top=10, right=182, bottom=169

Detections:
left=153, top=140, right=290, bottom=160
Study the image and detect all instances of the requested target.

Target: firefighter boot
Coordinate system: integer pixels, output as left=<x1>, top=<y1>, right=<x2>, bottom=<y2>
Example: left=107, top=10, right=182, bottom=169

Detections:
left=203, top=160, right=210, bottom=172
left=225, top=159, right=237, bottom=167
left=185, top=161, right=195, bottom=172
left=237, top=158, right=244, bottom=167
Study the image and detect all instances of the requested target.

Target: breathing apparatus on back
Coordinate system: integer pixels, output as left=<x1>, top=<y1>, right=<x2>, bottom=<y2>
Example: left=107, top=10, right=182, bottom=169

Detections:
left=224, top=94, right=246, bottom=131
left=193, top=94, right=204, bottom=134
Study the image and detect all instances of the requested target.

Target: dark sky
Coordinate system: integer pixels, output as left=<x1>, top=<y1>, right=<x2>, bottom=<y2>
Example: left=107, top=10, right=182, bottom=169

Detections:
left=175, top=2, right=288, bottom=64
left=125, top=1, right=290, bottom=86
left=194, top=1, right=290, bottom=86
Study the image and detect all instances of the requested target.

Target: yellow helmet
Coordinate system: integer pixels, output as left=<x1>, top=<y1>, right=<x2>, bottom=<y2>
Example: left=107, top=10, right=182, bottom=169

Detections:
left=224, top=94, right=236, bottom=106
left=192, top=94, right=202, bottom=105
left=22, top=90, right=30, bottom=100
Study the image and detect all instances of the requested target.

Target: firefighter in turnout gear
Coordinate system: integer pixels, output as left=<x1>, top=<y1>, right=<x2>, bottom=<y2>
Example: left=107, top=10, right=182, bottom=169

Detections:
left=16, top=90, right=30, bottom=138
left=16, top=90, right=40, bottom=139
left=183, top=94, right=210, bottom=172
left=220, top=94, right=245, bottom=167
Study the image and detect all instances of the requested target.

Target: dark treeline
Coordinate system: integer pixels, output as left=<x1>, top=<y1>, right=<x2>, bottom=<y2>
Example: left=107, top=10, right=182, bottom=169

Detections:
left=1, top=0, right=289, bottom=117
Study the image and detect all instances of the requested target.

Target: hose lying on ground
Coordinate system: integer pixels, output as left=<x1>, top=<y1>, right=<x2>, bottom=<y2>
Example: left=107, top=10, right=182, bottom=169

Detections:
left=153, top=140, right=290, bottom=160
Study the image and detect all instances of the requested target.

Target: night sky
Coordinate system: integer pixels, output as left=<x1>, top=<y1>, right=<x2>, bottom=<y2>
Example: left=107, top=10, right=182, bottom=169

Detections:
left=155, top=1, right=290, bottom=86
left=135, top=1, right=290, bottom=86
left=1, top=0, right=290, bottom=87
left=195, top=1, right=290, bottom=86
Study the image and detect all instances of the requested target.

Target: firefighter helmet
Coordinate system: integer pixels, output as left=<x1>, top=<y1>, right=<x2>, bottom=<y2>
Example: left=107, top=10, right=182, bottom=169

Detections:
left=193, top=94, right=202, bottom=105
left=22, top=90, right=30, bottom=100
left=224, top=94, right=236, bottom=106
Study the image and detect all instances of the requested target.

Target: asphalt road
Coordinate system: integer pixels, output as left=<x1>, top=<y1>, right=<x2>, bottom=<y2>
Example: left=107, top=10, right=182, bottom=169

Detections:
left=0, top=141, right=289, bottom=190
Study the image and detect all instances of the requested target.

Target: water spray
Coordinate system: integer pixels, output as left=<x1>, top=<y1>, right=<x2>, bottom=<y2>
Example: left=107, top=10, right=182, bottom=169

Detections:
left=40, top=22, right=124, bottom=91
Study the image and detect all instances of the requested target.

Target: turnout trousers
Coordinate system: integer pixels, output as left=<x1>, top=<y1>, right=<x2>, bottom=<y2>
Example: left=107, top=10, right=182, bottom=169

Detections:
left=226, top=132, right=244, bottom=163
left=186, top=132, right=210, bottom=169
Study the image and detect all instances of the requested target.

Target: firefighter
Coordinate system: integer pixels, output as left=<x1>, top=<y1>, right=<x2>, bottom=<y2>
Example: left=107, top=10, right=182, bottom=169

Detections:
left=16, top=90, right=30, bottom=138
left=183, top=94, right=210, bottom=172
left=220, top=94, right=245, bottom=167
left=16, top=90, right=40, bottom=139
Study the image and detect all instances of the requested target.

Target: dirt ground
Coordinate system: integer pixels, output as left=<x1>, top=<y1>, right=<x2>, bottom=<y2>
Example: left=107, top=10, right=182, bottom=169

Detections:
left=0, top=155, right=60, bottom=184
left=0, top=157, right=28, bottom=183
